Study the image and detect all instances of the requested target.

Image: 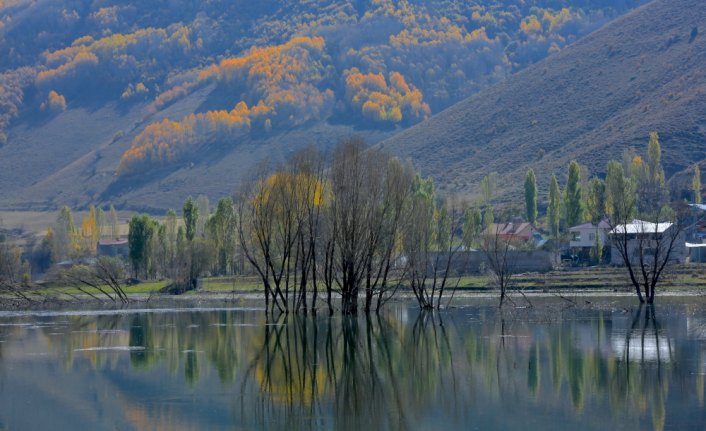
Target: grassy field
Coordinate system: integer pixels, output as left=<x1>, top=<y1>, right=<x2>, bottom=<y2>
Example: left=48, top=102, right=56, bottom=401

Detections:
left=21, top=263, right=706, bottom=302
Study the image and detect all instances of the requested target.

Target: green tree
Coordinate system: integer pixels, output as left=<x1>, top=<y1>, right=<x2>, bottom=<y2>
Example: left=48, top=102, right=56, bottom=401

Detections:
left=128, top=214, right=157, bottom=278
left=463, top=206, right=482, bottom=249
left=165, top=209, right=177, bottom=249
left=693, top=164, right=701, bottom=204
left=208, top=197, right=237, bottom=275
left=483, top=206, right=494, bottom=231
left=564, top=160, right=582, bottom=228
left=635, top=132, right=667, bottom=214
left=548, top=175, right=561, bottom=239
left=479, top=172, right=497, bottom=205
left=647, top=132, right=666, bottom=187
left=524, top=168, right=537, bottom=224
left=195, top=194, right=210, bottom=238
left=183, top=196, right=199, bottom=242
left=605, top=160, right=634, bottom=221
left=52, top=206, right=76, bottom=262
left=95, top=207, right=106, bottom=239
left=584, top=177, right=606, bottom=225
left=109, top=205, right=119, bottom=239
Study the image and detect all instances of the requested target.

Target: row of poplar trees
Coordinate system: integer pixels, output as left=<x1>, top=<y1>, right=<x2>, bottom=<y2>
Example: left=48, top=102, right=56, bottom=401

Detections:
left=522, top=132, right=697, bottom=240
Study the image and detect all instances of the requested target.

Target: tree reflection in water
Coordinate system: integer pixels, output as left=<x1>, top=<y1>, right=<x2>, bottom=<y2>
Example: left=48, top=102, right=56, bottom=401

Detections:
left=6, top=304, right=703, bottom=430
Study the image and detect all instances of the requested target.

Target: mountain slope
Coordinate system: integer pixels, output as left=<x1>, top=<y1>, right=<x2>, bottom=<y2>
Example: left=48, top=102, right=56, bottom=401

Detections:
left=381, top=0, right=706, bottom=202
left=0, top=0, right=646, bottom=211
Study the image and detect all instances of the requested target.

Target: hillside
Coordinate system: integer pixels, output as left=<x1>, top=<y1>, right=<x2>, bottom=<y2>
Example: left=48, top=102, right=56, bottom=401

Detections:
left=381, top=0, right=706, bottom=202
left=0, top=0, right=646, bottom=211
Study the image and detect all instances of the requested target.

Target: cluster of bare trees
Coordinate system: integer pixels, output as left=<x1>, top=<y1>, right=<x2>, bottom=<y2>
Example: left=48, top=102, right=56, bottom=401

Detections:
left=237, top=138, right=466, bottom=315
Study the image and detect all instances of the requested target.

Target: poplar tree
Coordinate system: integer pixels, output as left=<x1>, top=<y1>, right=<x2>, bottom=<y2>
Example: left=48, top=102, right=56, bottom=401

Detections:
left=524, top=168, right=537, bottom=224
left=548, top=175, right=561, bottom=238
left=183, top=196, right=198, bottom=242
left=128, top=214, right=157, bottom=278
left=693, top=164, right=702, bottom=204
left=584, top=178, right=606, bottom=225
left=564, top=160, right=582, bottom=228
left=109, top=205, right=119, bottom=239
left=53, top=206, right=76, bottom=262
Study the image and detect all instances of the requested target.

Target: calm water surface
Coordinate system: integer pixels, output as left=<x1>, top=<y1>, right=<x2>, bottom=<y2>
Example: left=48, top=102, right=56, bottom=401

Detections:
left=0, top=299, right=705, bottom=430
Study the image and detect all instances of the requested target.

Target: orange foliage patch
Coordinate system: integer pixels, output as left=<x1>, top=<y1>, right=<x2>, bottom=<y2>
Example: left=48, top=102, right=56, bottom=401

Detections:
left=345, top=69, right=429, bottom=124
left=37, top=26, right=192, bottom=87
left=40, top=90, right=67, bottom=112
left=121, top=36, right=336, bottom=176
left=117, top=102, right=254, bottom=176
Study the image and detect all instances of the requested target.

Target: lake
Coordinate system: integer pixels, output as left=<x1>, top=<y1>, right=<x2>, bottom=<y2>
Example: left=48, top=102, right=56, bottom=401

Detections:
left=0, top=298, right=705, bottom=430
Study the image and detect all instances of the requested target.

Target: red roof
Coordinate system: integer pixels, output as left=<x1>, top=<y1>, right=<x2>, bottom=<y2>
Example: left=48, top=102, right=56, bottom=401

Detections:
left=487, top=222, right=536, bottom=238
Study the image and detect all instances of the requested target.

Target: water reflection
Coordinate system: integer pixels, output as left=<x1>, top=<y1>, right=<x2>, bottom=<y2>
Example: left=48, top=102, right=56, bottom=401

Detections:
left=0, top=303, right=704, bottom=430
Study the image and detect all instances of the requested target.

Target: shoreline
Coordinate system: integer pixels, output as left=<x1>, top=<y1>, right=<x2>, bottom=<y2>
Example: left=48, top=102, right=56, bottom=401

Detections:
left=2, top=288, right=705, bottom=313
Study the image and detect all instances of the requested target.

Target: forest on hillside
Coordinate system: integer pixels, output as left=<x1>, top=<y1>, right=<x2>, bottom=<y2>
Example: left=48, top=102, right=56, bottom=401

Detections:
left=0, top=0, right=646, bottom=173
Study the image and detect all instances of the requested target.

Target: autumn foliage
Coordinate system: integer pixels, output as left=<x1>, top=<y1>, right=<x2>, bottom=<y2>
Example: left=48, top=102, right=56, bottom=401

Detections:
left=0, top=0, right=644, bottom=166
left=40, top=90, right=67, bottom=113
left=119, top=36, right=334, bottom=176
left=345, top=69, right=429, bottom=124
left=118, top=102, right=252, bottom=175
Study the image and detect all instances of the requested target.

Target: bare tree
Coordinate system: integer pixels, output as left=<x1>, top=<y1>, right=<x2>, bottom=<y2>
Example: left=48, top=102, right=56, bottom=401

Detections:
left=403, top=177, right=464, bottom=310
left=287, top=146, right=326, bottom=313
left=56, top=256, right=129, bottom=303
left=326, top=137, right=413, bottom=314
left=237, top=162, right=284, bottom=313
left=327, top=137, right=375, bottom=315
left=480, top=222, right=519, bottom=307
left=609, top=208, right=684, bottom=304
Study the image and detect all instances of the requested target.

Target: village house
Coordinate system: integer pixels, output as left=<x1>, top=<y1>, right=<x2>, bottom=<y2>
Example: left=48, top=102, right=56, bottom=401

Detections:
left=569, top=220, right=611, bottom=262
left=608, top=220, right=687, bottom=266
left=487, top=222, right=541, bottom=244
left=97, top=238, right=129, bottom=259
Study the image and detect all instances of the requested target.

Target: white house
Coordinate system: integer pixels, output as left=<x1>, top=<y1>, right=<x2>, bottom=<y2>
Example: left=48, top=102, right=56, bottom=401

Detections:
left=608, top=220, right=687, bottom=265
left=569, top=220, right=611, bottom=249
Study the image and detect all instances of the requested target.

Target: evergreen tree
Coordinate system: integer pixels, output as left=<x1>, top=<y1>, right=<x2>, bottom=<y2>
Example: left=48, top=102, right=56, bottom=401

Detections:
left=548, top=175, right=561, bottom=239
left=524, top=168, right=538, bottom=224
left=564, top=160, right=582, bottom=228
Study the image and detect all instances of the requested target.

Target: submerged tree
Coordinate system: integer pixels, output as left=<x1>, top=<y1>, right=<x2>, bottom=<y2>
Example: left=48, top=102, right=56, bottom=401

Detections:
left=403, top=177, right=463, bottom=309
left=480, top=222, right=520, bottom=307
left=606, top=134, right=685, bottom=304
